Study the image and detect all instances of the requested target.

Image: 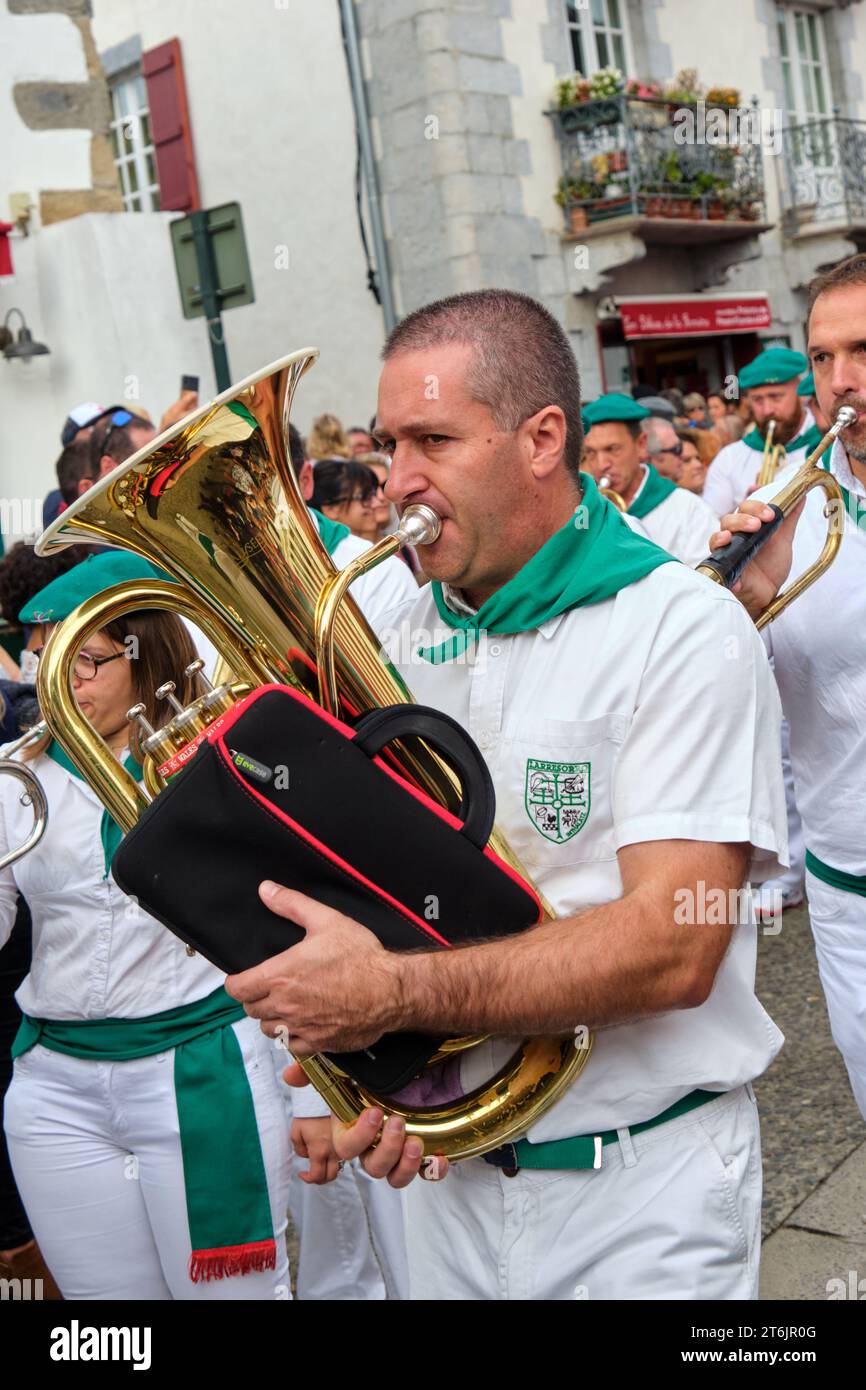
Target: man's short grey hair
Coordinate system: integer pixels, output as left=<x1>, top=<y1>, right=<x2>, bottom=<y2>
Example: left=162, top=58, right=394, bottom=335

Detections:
left=644, top=416, right=677, bottom=455
left=383, top=289, right=584, bottom=481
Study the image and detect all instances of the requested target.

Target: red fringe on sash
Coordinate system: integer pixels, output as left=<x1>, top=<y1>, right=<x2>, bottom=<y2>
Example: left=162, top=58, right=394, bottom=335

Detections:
left=189, top=1239, right=276, bottom=1283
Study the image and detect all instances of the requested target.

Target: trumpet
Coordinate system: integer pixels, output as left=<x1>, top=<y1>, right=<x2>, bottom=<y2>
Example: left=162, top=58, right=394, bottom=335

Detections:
left=755, top=418, right=785, bottom=489
left=697, top=406, right=856, bottom=629
left=598, top=475, right=627, bottom=511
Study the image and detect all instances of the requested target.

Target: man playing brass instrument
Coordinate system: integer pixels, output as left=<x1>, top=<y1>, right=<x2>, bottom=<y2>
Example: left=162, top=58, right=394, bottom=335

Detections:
left=228, top=290, right=788, bottom=1301
left=702, top=347, right=824, bottom=519
left=709, top=254, right=866, bottom=1122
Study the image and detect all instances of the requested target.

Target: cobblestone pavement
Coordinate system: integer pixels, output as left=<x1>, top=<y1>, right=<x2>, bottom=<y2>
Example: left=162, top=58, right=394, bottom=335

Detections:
left=755, top=900, right=866, bottom=1299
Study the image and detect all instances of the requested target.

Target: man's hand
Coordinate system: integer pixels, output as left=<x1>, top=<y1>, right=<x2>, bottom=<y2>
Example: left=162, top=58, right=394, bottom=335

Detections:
left=225, top=882, right=401, bottom=1055
left=290, top=1116, right=342, bottom=1185
left=284, top=1060, right=448, bottom=1189
left=159, top=389, right=199, bottom=433
left=710, top=497, right=804, bottom=622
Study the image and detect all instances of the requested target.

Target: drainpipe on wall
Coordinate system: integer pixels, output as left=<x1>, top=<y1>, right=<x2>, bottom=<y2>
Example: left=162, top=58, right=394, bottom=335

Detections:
left=338, top=0, right=397, bottom=333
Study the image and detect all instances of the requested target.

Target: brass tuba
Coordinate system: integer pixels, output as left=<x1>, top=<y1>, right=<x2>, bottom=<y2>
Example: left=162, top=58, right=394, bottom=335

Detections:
left=34, top=350, right=590, bottom=1160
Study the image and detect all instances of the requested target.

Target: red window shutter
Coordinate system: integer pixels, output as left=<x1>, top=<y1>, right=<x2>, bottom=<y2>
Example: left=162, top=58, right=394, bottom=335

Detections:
left=142, top=39, right=200, bottom=212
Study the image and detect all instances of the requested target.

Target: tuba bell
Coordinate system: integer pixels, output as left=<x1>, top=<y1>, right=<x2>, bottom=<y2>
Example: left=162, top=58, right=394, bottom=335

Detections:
left=32, top=349, right=590, bottom=1161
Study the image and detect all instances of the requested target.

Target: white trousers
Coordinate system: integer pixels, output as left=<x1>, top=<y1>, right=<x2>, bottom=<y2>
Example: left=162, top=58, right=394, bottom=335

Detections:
left=403, top=1087, right=762, bottom=1301
left=779, top=718, right=805, bottom=892
left=806, top=870, right=866, bottom=1121
left=3, top=1016, right=291, bottom=1300
left=271, top=1050, right=409, bottom=1299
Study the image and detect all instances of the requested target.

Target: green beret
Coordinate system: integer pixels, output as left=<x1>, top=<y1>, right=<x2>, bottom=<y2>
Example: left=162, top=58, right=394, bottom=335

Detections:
left=739, top=347, right=808, bottom=391
left=20, top=552, right=175, bottom=624
left=797, top=370, right=815, bottom=397
left=582, top=393, right=651, bottom=430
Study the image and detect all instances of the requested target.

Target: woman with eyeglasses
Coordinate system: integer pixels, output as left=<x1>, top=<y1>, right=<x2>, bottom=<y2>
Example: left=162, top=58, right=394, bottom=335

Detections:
left=0, top=552, right=290, bottom=1300
left=310, top=458, right=384, bottom=543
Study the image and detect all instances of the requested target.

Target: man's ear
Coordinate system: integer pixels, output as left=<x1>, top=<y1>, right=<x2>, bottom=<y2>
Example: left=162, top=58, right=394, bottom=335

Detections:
left=299, top=459, right=315, bottom=502
left=524, top=405, right=567, bottom=480
left=77, top=474, right=97, bottom=497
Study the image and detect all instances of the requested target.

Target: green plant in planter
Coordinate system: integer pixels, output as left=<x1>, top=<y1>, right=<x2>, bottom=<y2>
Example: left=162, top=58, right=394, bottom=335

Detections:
left=555, top=73, right=592, bottom=108
left=589, top=66, right=624, bottom=98
left=665, top=67, right=703, bottom=104
left=554, top=175, right=594, bottom=207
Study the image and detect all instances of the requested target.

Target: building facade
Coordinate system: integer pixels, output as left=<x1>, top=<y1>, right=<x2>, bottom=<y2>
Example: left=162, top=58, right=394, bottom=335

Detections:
left=2, top=0, right=865, bottom=538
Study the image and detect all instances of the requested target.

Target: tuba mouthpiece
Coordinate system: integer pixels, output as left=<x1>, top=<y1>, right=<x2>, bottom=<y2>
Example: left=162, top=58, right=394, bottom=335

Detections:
left=398, top=503, right=442, bottom=547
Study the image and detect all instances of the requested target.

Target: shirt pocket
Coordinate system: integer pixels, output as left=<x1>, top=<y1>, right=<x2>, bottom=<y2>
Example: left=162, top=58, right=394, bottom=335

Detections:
left=498, top=714, right=627, bottom=873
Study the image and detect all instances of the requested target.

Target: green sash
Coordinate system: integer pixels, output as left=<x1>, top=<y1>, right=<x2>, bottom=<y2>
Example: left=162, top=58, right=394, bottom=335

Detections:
left=13, top=988, right=276, bottom=1282
left=418, top=474, right=676, bottom=664
left=742, top=423, right=823, bottom=455
left=46, top=740, right=140, bottom=879
left=806, top=850, right=866, bottom=898
left=310, top=507, right=350, bottom=555
left=627, top=462, right=677, bottom=519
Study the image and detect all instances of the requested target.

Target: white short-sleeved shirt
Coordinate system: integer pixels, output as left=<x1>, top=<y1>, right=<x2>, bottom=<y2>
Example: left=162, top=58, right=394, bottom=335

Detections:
left=702, top=407, right=817, bottom=519
left=0, top=751, right=225, bottom=1020
left=374, top=561, right=787, bottom=1138
left=755, top=440, right=866, bottom=875
left=628, top=466, right=718, bottom=566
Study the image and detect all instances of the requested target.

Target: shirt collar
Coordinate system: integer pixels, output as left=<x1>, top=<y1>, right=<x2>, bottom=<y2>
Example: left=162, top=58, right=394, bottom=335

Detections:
left=439, top=583, right=567, bottom=639
left=830, top=438, right=866, bottom=497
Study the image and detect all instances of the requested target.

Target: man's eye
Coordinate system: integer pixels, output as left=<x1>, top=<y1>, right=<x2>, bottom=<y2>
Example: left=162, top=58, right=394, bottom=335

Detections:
left=811, top=353, right=827, bottom=364
left=423, top=435, right=448, bottom=446
left=375, top=439, right=396, bottom=456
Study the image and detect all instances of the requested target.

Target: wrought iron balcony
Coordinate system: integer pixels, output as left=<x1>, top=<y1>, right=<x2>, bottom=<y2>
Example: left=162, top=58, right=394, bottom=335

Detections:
left=779, top=116, right=866, bottom=238
left=546, top=95, right=768, bottom=243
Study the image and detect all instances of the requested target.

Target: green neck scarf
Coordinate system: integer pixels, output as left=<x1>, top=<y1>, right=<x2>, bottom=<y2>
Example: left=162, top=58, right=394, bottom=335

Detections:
left=742, top=422, right=824, bottom=455
left=418, top=474, right=676, bottom=664
left=310, top=507, right=350, bottom=555
left=819, top=446, right=866, bottom=530
left=12, top=987, right=275, bottom=1283
left=46, top=739, right=141, bottom=878
left=627, top=462, right=677, bottom=519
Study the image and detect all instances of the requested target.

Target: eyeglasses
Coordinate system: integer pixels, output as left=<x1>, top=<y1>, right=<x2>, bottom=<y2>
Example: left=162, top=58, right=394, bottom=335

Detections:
left=339, top=493, right=378, bottom=508
left=657, top=440, right=684, bottom=458
left=33, top=646, right=127, bottom=681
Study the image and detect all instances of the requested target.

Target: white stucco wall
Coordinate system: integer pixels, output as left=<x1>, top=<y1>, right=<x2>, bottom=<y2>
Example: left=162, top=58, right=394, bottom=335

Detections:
left=1, top=6, right=92, bottom=217
left=0, top=214, right=211, bottom=540
left=90, top=0, right=386, bottom=434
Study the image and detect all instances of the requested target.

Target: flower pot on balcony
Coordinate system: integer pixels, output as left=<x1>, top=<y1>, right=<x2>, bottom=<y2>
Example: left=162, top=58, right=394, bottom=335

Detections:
left=568, top=205, right=588, bottom=232
left=588, top=196, right=633, bottom=222
left=644, top=196, right=664, bottom=217
left=609, top=150, right=628, bottom=173
left=708, top=201, right=725, bottom=220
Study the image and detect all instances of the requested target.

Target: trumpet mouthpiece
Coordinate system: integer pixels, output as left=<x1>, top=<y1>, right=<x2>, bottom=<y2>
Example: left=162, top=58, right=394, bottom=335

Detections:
left=835, top=405, right=858, bottom=430
left=398, top=504, right=441, bottom=547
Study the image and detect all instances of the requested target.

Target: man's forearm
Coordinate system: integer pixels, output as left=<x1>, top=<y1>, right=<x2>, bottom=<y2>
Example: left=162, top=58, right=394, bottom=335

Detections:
left=391, top=889, right=728, bottom=1038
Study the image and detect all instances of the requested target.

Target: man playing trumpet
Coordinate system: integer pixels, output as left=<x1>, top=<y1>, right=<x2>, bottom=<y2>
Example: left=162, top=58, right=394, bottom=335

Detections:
left=708, top=254, right=866, bottom=1122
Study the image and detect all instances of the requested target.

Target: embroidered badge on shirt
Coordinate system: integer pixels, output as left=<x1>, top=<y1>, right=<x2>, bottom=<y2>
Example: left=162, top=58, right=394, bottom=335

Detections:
left=525, top=759, right=591, bottom=843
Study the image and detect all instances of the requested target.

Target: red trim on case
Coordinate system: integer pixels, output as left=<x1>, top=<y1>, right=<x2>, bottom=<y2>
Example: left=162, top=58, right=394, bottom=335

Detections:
left=216, top=742, right=453, bottom=950
left=208, top=683, right=542, bottom=923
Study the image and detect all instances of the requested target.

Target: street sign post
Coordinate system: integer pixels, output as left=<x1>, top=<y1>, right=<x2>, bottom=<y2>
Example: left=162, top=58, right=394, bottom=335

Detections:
left=170, top=202, right=254, bottom=391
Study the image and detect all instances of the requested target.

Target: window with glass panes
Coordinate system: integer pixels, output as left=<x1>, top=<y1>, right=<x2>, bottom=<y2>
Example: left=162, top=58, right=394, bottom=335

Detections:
left=776, top=4, right=831, bottom=121
left=109, top=71, right=160, bottom=212
left=566, top=0, right=631, bottom=74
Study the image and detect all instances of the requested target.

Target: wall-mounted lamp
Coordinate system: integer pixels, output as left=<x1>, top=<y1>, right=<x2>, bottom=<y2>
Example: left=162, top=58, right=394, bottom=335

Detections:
left=0, top=307, right=50, bottom=362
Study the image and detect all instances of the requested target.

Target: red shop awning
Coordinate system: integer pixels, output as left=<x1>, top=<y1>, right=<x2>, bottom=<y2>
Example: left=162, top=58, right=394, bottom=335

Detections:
left=616, top=293, right=771, bottom=340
